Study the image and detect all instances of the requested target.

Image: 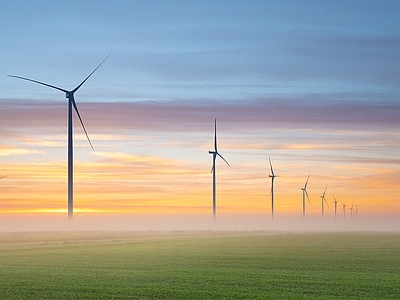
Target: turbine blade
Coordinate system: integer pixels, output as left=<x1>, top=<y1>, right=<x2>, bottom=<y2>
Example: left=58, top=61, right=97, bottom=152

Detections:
left=214, top=118, right=217, bottom=151
left=71, top=96, right=95, bottom=151
left=269, top=156, right=275, bottom=176
left=270, top=177, right=274, bottom=195
left=324, top=197, right=330, bottom=208
left=7, top=75, right=68, bottom=93
left=323, top=185, right=328, bottom=197
left=217, top=152, right=230, bottom=167
left=304, top=174, right=310, bottom=188
left=211, top=154, right=216, bottom=173
left=0, top=175, right=8, bottom=180
left=305, top=190, right=311, bottom=204
left=72, top=54, right=110, bottom=93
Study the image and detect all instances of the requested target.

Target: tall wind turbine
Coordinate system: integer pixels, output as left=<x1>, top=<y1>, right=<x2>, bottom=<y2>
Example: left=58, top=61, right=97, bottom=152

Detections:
left=320, top=185, right=329, bottom=219
left=8, top=55, right=109, bottom=220
left=268, top=156, right=277, bottom=219
left=301, top=175, right=310, bottom=219
left=355, top=204, right=359, bottom=220
left=209, top=118, right=230, bottom=220
left=333, top=194, right=339, bottom=220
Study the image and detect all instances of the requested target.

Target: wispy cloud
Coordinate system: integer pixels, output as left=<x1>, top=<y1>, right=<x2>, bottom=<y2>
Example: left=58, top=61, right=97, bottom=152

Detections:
left=93, top=151, right=178, bottom=165
left=2, top=98, right=399, bottom=133
left=1, top=98, right=399, bottom=216
left=0, top=146, right=43, bottom=157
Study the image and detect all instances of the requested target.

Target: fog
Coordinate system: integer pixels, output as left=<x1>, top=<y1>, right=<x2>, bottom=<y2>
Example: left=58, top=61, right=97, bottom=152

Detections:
left=0, top=213, right=398, bottom=233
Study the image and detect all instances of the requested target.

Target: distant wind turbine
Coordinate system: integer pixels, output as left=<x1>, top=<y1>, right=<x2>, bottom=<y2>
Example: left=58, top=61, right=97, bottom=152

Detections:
left=320, top=185, right=329, bottom=219
left=209, top=118, right=230, bottom=220
left=341, top=201, right=347, bottom=219
left=333, top=194, right=339, bottom=220
left=301, top=175, right=310, bottom=219
left=268, top=156, right=277, bottom=219
left=350, top=202, right=355, bottom=220
left=355, top=204, right=359, bottom=220
left=8, top=55, right=109, bottom=220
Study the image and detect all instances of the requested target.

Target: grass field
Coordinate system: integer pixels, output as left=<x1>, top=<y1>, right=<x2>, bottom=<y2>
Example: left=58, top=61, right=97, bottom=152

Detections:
left=0, top=231, right=399, bottom=299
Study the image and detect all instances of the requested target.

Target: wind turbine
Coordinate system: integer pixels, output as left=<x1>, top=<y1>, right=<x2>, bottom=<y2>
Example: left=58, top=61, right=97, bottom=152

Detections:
left=209, top=118, right=230, bottom=220
left=355, top=204, right=359, bottom=220
left=333, top=194, right=339, bottom=220
left=341, top=201, right=347, bottom=219
left=268, top=156, right=277, bottom=219
left=350, top=202, right=355, bottom=220
left=320, top=185, right=329, bottom=219
left=8, top=55, right=109, bottom=220
left=301, top=175, right=310, bottom=219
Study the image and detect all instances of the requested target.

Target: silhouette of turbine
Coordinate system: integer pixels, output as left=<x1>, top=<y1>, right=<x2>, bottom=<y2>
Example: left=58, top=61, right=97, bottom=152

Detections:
left=8, top=55, right=109, bottom=220
left=320, top=185, right=329, bottom=219
left=209, top=118, right=230, bottom=220
left=333, top=194, right=339, bottom=220
left=341, top=201, right=347, bottom=219
left=268, top=157, right=277, bottom=219
left=301, top=175, right=310, bottom=219
left=350, top=201, right=355, bottom=220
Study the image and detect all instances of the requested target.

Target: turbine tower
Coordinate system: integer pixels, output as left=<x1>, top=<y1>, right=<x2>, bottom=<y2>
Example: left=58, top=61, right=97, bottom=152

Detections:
left=320, top=185, right=329, bottom=219
left=333, top=194, right=339, bottom=220
left=355, top=204, right=359, bottom=220
left=301, top=175, right=310, bottom=219
left=209, top=118, right=230, bottom=220
left=8, top=55, right=109, bottom=220
left=268, top=156, right=277, bottom=219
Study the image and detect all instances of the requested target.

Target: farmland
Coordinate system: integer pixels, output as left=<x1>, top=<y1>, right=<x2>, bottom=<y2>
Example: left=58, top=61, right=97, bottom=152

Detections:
left=0, top=231, right=399, bottom=299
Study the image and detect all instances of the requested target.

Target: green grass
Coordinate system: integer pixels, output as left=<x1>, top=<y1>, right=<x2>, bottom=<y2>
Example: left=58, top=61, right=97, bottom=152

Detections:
left=0, top=231, right=399, bottom=299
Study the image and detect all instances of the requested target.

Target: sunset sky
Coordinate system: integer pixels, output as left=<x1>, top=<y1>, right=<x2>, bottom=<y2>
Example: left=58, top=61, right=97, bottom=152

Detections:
left=0, top=1, right=399, bottom=230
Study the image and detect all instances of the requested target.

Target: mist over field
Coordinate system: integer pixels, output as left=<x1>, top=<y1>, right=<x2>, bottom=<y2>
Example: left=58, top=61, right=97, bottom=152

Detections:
left=1, top=2, right=399, bottom=298
left=0, top=213, right=398, bottom=232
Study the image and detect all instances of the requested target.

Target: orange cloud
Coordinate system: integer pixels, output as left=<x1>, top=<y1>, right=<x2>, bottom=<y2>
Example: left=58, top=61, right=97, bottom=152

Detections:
left=0, top=147, right=43, bottom=157
left=0, top=99, right=399, bottom=219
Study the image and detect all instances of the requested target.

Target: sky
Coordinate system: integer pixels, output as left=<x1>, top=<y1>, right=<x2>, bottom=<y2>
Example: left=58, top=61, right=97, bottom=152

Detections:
left=0, top=1, right=399, bottom=231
